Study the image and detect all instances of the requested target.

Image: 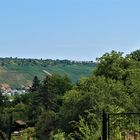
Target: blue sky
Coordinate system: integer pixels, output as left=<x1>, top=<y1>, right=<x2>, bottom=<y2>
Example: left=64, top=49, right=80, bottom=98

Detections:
left=0, top=0, right=140, bottom=61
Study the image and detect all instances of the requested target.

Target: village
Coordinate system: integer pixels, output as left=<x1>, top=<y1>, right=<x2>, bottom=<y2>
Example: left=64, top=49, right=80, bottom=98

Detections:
left=1, top=83, right=30, bottom=97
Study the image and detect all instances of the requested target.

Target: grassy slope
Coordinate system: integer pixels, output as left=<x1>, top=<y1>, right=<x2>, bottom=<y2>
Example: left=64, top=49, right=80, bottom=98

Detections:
left=0, top=63, right=95, bottom=88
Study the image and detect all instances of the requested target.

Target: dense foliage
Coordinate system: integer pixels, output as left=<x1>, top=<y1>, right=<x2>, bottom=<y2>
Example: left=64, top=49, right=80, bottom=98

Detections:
left=0, top=50, right=140, bottom=139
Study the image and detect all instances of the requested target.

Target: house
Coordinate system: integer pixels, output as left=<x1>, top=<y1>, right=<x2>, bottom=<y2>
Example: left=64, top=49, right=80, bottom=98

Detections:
left=13, top=120, right=27, bottom=132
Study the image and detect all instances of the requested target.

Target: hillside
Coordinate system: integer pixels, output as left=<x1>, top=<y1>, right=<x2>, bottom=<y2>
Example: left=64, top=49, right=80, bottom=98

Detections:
left=0, top=58, right=96, bottom=88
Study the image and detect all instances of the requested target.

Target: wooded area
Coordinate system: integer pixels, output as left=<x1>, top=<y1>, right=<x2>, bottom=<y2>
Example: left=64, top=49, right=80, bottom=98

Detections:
left=0, top=50, right=140, bottom=140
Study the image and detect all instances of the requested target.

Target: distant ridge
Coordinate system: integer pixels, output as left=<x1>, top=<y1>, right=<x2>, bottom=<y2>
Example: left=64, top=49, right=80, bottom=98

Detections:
left=0, top=57, right=96, bottom=88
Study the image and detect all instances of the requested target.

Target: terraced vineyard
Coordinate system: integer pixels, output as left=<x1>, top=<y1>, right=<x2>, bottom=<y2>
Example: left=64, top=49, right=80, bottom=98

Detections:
left=0, top=58, right=96, bottom=88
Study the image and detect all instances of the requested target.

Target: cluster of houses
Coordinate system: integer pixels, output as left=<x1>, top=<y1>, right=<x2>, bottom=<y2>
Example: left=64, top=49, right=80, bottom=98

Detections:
left=1, top=83, right=30, bottom=96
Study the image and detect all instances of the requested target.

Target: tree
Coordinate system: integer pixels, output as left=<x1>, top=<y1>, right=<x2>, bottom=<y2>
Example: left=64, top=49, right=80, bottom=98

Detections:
left=130, top=49, right=140, bottom=61
left=95, top=51, right=126, bottom=80
left=36, top=74, right=71, bottom=110
left=31, top=76, right=40, bottom=92
left=0, top=91, right=4, bottom=107
left=57, top=75, right=131, bottom=134
left=36, top=110, right=55, bottom=140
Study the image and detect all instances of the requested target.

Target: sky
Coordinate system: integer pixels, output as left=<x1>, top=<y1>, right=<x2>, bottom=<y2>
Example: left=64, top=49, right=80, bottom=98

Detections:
left=0, top=0, right=140, bottom=61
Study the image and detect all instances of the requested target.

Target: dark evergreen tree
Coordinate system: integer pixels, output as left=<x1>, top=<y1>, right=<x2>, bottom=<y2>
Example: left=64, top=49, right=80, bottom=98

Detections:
left=31, top=76, right=40, bottom=92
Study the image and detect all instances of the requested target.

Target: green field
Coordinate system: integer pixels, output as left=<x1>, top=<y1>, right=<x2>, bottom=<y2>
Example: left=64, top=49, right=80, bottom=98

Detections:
left=0, top=58, right=96, bottom=88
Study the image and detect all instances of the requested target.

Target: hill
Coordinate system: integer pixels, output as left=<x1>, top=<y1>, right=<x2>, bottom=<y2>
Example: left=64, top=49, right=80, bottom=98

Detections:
left=0, top=57, right=96, bottom=88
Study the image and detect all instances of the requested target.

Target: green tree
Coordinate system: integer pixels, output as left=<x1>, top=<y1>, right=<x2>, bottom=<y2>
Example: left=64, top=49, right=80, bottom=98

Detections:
left=31, top=76, right=40, bottom=92
left=130, top=49, right=140, bottom=61
left=95, top=51, right=126, bottom=80
left=36, top=110, right=55, bottom=140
